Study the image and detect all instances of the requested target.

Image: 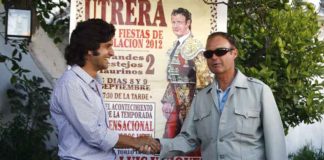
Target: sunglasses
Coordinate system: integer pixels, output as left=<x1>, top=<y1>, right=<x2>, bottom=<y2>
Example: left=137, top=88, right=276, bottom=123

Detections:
left=203, top=48, right=234, bottom=58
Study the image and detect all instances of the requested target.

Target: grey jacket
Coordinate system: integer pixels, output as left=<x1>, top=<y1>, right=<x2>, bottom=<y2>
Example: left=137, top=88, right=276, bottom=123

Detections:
left=160, top=70, right=287, bottom=160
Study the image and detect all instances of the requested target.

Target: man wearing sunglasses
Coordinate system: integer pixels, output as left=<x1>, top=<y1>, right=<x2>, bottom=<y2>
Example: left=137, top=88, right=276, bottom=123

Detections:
left=156, top=32, right=287, bottom=160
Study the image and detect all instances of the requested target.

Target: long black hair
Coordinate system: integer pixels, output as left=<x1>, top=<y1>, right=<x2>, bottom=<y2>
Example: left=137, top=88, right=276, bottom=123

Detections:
left=64, top=19, right=115, bottom=66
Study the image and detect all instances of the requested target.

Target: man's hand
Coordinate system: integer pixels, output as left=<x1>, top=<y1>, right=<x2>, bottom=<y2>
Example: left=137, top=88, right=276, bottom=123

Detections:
left=135, top=136, right=160, bottom=154
left=115, top=134, right=160, bottom=154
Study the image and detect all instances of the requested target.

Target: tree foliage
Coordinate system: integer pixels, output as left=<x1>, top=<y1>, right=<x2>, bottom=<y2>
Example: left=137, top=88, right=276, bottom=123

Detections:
left=0, top=40, right=58, bottom=160
left=0, top=76, right=55, bottom=160
left=33, top=0, right=70, bottom=43
left=289, top=144, right=324, bottom=160
left=0, top=1, right=66, bottom=159
left=228, top=0, right=324, bottom=133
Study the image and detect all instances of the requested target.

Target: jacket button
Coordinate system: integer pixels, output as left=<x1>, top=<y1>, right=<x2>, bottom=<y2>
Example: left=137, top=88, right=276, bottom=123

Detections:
left=220, top=155, right=225, bottom=159
left=219, top=139, right=224, bottom=142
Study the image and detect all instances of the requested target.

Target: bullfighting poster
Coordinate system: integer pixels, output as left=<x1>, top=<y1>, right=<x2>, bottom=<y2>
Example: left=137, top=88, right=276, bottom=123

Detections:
left=70, top=0, right=227, bottom=159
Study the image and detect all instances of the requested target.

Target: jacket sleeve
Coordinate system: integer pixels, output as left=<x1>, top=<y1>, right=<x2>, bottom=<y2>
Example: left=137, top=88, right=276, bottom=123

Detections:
left=261, top=84, right=288, bottom=160
left=159, top=97, right=200, bottom=159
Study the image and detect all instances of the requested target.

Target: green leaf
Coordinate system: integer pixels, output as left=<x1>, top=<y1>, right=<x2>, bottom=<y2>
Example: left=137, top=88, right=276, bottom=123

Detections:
left=43, top=12, right=50, bottom=19
left=11, top=60, right=19, bottom=71
left=10, top=75, right=17, bottom=84
left=12, top=49, right=18, bottom=58
left=0, top=55, right=7, bottom=62
left=54, top=37, right=62, bottom=43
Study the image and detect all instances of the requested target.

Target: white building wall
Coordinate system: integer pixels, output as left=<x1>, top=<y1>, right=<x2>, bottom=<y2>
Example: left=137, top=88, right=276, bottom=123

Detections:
left=286, top=120, right=324, bottom=153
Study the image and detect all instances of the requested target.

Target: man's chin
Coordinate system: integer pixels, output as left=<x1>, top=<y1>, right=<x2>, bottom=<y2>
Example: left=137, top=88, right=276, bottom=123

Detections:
left=99, top=65, right=109, bottom=71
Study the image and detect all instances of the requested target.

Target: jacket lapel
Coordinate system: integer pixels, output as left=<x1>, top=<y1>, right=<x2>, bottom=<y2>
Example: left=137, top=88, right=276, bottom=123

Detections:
left=207, top=81, right=221, bottom=113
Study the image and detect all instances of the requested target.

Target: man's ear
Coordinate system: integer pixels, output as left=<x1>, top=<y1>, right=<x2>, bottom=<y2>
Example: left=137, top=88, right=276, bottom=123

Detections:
left=84, top=51, right=92, bottom=61
left=186, top=20, right=192, bottom=25
left=89, top=50, right=99, bottom=56
left=232, top=48, right=238, bottom=58
left=87, top=50, right=93, bottom=55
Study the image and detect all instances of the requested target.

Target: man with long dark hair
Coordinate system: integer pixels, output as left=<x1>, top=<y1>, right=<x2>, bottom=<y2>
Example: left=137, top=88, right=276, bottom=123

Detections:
left=50, top=19, right=160, bottom=160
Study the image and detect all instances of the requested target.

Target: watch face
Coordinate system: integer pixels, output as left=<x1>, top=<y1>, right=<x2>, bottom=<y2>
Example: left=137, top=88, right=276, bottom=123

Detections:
left=7, top=9, right=31, bottom=37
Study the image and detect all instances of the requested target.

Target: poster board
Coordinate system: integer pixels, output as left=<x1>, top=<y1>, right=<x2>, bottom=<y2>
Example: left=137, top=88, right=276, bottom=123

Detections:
left=70, top=0, right=227, bottom=159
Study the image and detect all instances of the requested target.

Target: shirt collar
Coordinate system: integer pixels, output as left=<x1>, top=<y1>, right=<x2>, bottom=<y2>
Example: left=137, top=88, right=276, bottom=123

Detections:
left=206, top=69, right=249, bottom=94
left=216, top=83, right=231, bottom=93
left=177, top=32, right=191, bottom=46
left=71, top=65, right=101, bottom=85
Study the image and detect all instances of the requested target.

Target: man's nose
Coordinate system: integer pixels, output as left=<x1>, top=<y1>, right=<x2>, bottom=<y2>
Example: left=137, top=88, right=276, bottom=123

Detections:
left=109, top=49, right=114, bottom=56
